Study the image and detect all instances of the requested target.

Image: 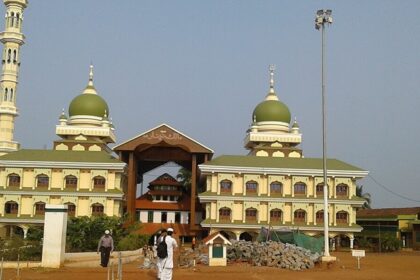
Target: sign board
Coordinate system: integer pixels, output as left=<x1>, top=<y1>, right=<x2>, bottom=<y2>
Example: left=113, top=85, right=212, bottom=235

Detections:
left=352, top=250, right=365, bottom=257
left=352, top=250, right=365, bottom=270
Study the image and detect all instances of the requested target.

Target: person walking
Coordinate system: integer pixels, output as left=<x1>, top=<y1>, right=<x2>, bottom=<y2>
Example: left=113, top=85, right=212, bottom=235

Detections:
left=158, top=228, right=177, bottom=280
left=156, top=229, right=167, bottom=280
left=97, top=229, right=114, bottom=267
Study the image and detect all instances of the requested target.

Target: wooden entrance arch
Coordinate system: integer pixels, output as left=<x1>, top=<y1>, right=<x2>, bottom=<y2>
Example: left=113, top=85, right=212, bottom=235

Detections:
left=114, top=124, right=213, bottom=229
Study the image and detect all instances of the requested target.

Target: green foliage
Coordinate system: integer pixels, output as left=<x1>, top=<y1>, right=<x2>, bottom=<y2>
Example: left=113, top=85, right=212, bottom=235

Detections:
left=0, top=236, right=42, bottom=261
left=355, top=237, right=375, bottom=250
left=381, top=235, right=400, bottom=252
left=356, top=185, right=372, bottom=209
left=26, top=226, right=44, bottom=241
left=116, top=233, right=149, bottom=251
left=66, top=215, right=144, bottom=252
left=177, top=167, right=192, bottom=193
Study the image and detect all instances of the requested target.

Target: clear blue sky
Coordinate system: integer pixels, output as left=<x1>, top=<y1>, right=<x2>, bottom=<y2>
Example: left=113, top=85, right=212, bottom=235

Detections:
left=4, top=1, right=420, bottom=208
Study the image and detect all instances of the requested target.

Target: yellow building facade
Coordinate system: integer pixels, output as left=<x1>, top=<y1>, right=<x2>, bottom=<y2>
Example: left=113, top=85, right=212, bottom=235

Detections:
left=0, top=0, right=126, bottom=238
left=0, top=150, right=125, bottom=237
left=199, top=67, right=368, bottom=248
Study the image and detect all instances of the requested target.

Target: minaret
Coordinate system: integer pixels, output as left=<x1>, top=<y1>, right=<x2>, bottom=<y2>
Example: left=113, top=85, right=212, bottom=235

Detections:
left=0, top=0, right=27, bottom=155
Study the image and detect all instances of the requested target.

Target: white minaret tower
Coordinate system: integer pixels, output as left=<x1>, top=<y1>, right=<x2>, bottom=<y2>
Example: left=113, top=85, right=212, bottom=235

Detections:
left=0, top=0, right=27, bottom=155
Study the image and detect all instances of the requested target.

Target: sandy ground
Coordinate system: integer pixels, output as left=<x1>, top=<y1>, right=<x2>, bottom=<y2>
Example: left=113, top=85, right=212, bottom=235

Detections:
left=2, top=251, right=420, bottom=280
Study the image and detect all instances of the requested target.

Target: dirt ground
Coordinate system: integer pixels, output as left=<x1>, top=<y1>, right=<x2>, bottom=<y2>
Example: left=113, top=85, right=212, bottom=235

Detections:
left=2, top=251, right=420, bottom=280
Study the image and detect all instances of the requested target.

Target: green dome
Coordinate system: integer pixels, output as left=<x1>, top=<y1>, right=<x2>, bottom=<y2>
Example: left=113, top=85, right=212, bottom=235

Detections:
left=68, top=92, right=109, bottom=118
left=253, top=100, right=291, bottom=123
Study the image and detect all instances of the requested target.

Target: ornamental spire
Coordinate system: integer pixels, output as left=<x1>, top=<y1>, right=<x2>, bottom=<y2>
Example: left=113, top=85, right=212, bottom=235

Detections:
left=266, top=64, right=279, bottom=101
left=269, top=64, right=275, bottom=92
left=83, top=64, right=98, bottom=94
left=88, top=64, right=94, bottom=86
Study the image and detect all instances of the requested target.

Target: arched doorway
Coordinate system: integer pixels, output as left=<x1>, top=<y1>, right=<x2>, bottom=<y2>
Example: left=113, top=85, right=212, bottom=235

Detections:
left=220, top=230, right=236, bottom=241
left=114, top=124, right=213, bottom=232
left=240, top=232, right=253, bottom=241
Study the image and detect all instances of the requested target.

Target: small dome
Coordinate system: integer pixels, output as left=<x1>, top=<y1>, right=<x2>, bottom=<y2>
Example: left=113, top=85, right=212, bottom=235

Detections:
left=253, top=100, right=291, bottom=123
left=68, top=92, right=109, bottom=118
left=68, top=65, right=109, bottom=118
left=59, top=109, right=68, bottom=120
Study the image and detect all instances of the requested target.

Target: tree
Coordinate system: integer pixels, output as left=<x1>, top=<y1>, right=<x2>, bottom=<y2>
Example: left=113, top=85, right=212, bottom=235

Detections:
left=356, top=185, right=372, bottom=209
left=177, top=167, right=191, bottom=193
left=66, top=215, right=144, bottom=252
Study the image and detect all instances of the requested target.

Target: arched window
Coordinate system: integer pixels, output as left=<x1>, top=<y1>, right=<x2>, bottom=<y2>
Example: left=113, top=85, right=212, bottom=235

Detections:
left=36, top=174, right=49, bottom=188
left=336, top=184, right=348, bottom=197
left=65, top=175, right=77, bottom=188
left=91, top=203, right=104, bottom=216
left=316, top=210, right=324, bottom=224
left=270, top=182, right=283, bottom=194
left=316, top=183, right=325, bottom=195
left=8, top=173, right=20, bottom=187
left=294, top=209, right=306, bottom=223
left=93, top=176, right=106, bottom=189
left=4, top=88, right=8, bottom=101
left=336, top=211, right=348, bottom=225
left=13, top=50, right=17, bottom=63
left=294, top=182, right=306, bottom=195
left=7, top=49, right=11, bottom=63
left=270, top=209, right=282, bottom=222
left=9, top=89, right=13, bottom=102
left=65, top=203, right=76, bottom=217
left=246, top=181, right=258, bottom=193
left=245, top=208, right=257, bottom=222
left=16, top=13, right=20, bottom=28
left=10, top=12, right=14, bottom=27
left=220, top=180, right=232, bottom=193
left=219, top=207, right=231, bottom=221
left=35, top=202, right=46, bottom=215
left=5, top=201, right=18, bottom=214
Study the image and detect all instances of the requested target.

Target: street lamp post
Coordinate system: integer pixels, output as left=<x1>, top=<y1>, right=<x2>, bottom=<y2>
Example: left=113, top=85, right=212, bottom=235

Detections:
left=315, top=9, right=333, bottom=259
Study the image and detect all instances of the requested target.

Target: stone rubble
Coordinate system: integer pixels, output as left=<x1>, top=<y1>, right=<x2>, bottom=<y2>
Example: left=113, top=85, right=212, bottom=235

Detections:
left=146, top=240, right=320, bottom=271
left=226, top=240, right=321, bottom=270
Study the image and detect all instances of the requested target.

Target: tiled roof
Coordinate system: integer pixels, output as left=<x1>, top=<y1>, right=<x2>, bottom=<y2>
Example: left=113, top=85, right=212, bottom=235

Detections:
left=135, top=192, right=192, bottom=211
left=148, top=190, right=183, bottom=196
left=357, top=207, right=420, bottom=218
left=137, top=223, right=196, bottom=236
left=149, top=173, right=181, bottom=186
left=202, top=155, right=365, bottom=171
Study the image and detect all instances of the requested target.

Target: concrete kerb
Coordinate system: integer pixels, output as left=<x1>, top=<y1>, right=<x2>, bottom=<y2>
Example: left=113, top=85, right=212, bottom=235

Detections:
left=64, top=249, right=142, bottom=268
left=0, top=249, right=142, bottom=269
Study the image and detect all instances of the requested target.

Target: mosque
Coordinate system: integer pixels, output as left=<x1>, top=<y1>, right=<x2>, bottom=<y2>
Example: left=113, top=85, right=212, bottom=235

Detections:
left=0, top=0, right=368, bottom=249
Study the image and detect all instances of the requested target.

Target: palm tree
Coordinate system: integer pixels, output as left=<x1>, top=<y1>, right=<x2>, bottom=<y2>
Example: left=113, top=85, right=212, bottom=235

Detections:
left=356, top=185, right=372, bottom=209
left=176, top=167, right=191, bottom=193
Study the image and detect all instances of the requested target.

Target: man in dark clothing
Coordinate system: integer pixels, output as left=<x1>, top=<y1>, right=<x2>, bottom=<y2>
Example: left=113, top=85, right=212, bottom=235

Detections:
left=97, top=229, right=114, bottom=267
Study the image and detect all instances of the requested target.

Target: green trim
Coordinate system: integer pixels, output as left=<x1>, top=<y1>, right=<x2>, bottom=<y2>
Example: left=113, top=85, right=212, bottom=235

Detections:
left=201, top=218, right=362, bottom=229
left=45, top=208, right=68, bottom=213
left=356, top=217, right=398, bottom=221
left=203, top=155, right=365, bottom=171
left=0, top=149, right=123, bottom=163
left=0, top=186, right=124, bottom=194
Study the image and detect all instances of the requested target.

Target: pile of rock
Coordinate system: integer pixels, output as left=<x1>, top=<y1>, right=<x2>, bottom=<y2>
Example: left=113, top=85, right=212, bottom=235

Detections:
left=178, top=247, right=209, bottom=268
left=227, top=240, right=320, bottom=271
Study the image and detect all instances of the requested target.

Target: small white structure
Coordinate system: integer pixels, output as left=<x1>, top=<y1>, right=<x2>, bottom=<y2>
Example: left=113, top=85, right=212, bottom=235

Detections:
left=203, top=232, right=231, bottom=266
left=41, top=204, right=68, bottom=268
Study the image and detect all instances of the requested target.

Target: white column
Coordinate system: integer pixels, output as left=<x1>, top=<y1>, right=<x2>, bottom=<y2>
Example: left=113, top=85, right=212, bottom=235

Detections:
left=350, top=237, right=354, bottom=249
left=22, top=226, right=28, bottom=239
left=41, top=204, right=68, bottom=268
